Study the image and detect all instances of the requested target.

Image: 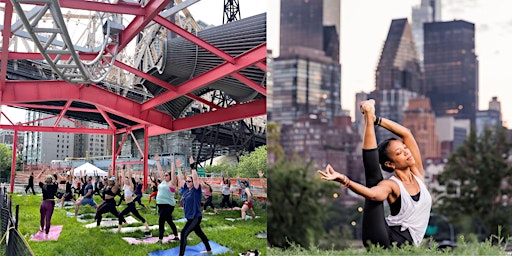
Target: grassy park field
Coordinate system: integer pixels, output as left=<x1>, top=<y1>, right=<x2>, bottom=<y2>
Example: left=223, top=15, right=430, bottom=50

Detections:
left=10, top=193, right=266, bottom=256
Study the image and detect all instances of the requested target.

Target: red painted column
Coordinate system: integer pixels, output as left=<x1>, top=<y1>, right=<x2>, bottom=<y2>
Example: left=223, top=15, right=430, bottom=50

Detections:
left=9, top=128, right=18, bottom=193
left=143, top=125, right=149, bottom=191
left=112, top=132, right=117, bottom=176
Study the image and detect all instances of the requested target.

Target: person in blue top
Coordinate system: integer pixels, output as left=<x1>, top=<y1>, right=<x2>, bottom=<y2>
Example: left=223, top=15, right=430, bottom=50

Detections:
left=178, top=156, right=212, bottom=255
left=74, top=174, right=98, bottom=216
left=154, top=154, right=180, bottom=243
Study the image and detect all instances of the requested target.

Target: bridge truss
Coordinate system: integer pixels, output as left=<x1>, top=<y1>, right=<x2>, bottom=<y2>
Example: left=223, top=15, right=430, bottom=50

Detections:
left=0, top=0, right=266, bottom=192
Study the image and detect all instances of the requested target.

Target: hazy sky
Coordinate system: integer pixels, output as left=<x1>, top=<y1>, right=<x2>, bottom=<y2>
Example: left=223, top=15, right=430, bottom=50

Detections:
left=267, top=0, right=512, bottom=128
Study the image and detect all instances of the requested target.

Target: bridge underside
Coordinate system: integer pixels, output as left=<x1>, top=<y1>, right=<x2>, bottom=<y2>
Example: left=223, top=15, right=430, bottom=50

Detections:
left=0, top=0, right=266, bottom=191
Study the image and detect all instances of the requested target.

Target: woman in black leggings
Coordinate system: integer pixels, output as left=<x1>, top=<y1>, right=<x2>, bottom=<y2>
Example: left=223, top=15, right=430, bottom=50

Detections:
left=318, top=99, right=432, bottom=248
left=95, top=172, right=121, bottom=227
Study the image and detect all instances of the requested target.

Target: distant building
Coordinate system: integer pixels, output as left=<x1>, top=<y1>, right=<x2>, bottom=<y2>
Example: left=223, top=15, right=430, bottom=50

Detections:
left=271, top=0, right=342, bottom=126
left=476, top=97, right=503, bottom=136
left=372, top=18, right=424, bottom=141
left=424, top=20, right=478, bottom=127
left=280, top=115, right=363, bottom=183
left=375, top=18, right=424, bottom=94
left=0, top=130, right=24, bottom=151
left=24, top=112, right=76, bottom=164
left=411, top=0, right=442, bottom=69
left=435, top=116, right=471, bottom=159
left=403, top=97, right=440, bottom=159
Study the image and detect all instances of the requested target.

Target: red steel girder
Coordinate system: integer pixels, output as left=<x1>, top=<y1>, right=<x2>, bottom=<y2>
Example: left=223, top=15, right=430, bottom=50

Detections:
left=2, top=80, right=173, bottom=131
left=171, top=98, right=266, bottom=132
left=153, top=15, right=235, bottom=64
left=116, top=0, right=171, bottom=51
left=141, top=43, right=266, bottom=111
left=0, top=124, right=115, bottom=134
left=0, top=1, right=13, bottom=92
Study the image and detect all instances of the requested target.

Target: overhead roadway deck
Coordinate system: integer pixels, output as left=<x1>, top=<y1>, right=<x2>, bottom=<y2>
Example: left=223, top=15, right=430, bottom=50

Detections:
left=0, top=0, right=266, bottom=192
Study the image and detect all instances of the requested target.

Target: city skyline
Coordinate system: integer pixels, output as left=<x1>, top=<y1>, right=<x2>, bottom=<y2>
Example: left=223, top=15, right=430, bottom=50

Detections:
left=268, top=0, right=512, bottom=128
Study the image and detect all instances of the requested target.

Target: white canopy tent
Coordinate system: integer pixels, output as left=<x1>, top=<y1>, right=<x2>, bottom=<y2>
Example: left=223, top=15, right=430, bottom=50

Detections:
left=73, top=162, right=108, bottom=177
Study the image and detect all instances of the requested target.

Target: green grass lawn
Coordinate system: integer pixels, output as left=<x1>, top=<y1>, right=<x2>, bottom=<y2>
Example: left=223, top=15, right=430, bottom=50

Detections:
left=10, top=193, right=267, bottom=256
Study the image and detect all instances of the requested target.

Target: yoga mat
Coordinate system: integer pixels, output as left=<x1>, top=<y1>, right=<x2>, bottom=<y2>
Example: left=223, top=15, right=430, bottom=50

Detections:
left=149, top=240, right=230, bottom=256
left=224, top=216, right=261, bottom=222
left=56, top=201, right=75, bottom=207
left=175, top=217, right=208, bottom=223
left=122, top=234, right=180, bottom=245
left=30, top=225, right=63, bottom=241
left=105, top=225, right=160, bottom=233
left=84, top=216, right=138, bottom=228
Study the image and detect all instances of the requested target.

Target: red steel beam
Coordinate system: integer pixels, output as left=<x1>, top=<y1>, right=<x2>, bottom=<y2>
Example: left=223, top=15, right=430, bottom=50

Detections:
left=231, top=72, right=266, bottom=96
left=59, top=0, right=145, bottom=16
left=154, top=15, right=235, bottom=64
left=171, top=98, right=266, bottom=132
left=2, top=80, right=173, bottom=130
left=115, top=61, right=222, bottom=110
left=0, top=124, right=115, bottom=134
left=117, top=0, right=171, bottom=51
left=0, top=1, right=13, bottom=92
left=142, top=43, right=266, bottom=111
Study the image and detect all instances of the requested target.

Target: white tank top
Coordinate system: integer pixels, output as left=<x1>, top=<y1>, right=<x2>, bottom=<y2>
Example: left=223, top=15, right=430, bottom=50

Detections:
left=386, top=174, right=432, bottom=246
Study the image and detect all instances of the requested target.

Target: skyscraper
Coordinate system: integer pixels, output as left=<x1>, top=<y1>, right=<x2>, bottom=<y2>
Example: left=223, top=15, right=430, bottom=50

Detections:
left=271, top=0, right=342, bottom=125
left=424, top=20, right=478, bottom=127
left=411, top=0, right=441, bottom=70
left=372, top=18, right=424, bottom=140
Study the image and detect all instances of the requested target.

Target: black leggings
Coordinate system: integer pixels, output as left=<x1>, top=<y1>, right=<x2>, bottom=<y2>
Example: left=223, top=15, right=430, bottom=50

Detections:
left=179, top=216, right=210, bottom=256
left=95, top=198, right=119, bottom=226
left=157, top=204, right=178, bottom=239
left=119, top=201, right=146, bottom=225
left=220, top=194, right=231, bottom=208
left=203, top=196, right=215, bottom=211
left=362, top=148, right=413, bottom=248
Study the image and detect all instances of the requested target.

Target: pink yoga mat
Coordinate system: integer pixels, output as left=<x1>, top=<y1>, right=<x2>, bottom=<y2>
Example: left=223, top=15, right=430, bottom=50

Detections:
left=30, top=225, right=63, bottom=241
left=122, top=234, right=180, bottom=245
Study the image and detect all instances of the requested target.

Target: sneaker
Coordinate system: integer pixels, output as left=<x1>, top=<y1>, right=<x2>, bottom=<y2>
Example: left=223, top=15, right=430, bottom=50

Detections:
left=170, top=236, right=180, bottom=242
left=142, top=232, right=152, bottom=238
left=199, top=251, right=212, bottom=255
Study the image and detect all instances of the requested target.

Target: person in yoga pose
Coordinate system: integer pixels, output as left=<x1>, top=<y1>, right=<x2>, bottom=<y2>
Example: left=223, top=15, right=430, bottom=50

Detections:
left=94, top=170, right=121, bottom=227
left=178, top=157, right=212, bottom=255
left=154, top=154, right=180, bottom=243
left=118, top=164, right=151, bottom=236
left=318, top=99, right=432, bottom=248
left=37, top=170, right=59, bottom=239
left=58, top=170, right=77, bottom=208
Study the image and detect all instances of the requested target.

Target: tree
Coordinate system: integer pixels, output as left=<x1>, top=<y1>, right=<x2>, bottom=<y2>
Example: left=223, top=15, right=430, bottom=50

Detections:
left=267, top=157, right=337, bottom=248
left=235, top=145, right=267, bottom=178
left=435, top=126, right=512, bottom=238
left=0, top=144, right=12, bottom=181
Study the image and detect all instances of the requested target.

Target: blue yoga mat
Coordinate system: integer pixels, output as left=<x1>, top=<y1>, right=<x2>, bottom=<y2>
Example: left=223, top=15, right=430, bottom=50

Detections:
left=149, top=240, right=230, bottom=256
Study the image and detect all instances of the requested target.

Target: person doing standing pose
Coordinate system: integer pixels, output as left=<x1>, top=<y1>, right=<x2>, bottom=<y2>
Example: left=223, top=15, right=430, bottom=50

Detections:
left=154, top=154, right=180, bottom=243
left=178, top=157, right=212, bottom=255
left=318, top=99, right=432, bottom=248
left=37, top=170, right=59, bottom=239
left=118, top=164, right=151, bottom=236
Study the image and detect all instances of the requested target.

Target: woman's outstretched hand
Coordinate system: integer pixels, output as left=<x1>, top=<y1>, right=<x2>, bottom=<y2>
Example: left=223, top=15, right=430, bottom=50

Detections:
left=317, top=164, right=346, bottom=183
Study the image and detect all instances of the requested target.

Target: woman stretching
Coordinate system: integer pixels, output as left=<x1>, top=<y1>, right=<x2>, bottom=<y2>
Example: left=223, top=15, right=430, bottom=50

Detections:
left=202, top=181, right=217, bottom=214
left=154, top=154, right=180, bottom=242
left=95, top=171, right=121, bottom=227
left=318, top=99, right=432, bottom=248
left=118, top=164, right=150, bottom=236
left=37, top=170, right=59, bottom=239
left=58, top=170, right=77, bottom=208
left=178, top=157, right=212, bottom=255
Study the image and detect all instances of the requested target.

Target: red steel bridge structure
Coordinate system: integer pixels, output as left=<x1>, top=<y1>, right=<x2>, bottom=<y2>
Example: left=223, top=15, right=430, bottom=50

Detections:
left=0, top=0, right=266, bottom=192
